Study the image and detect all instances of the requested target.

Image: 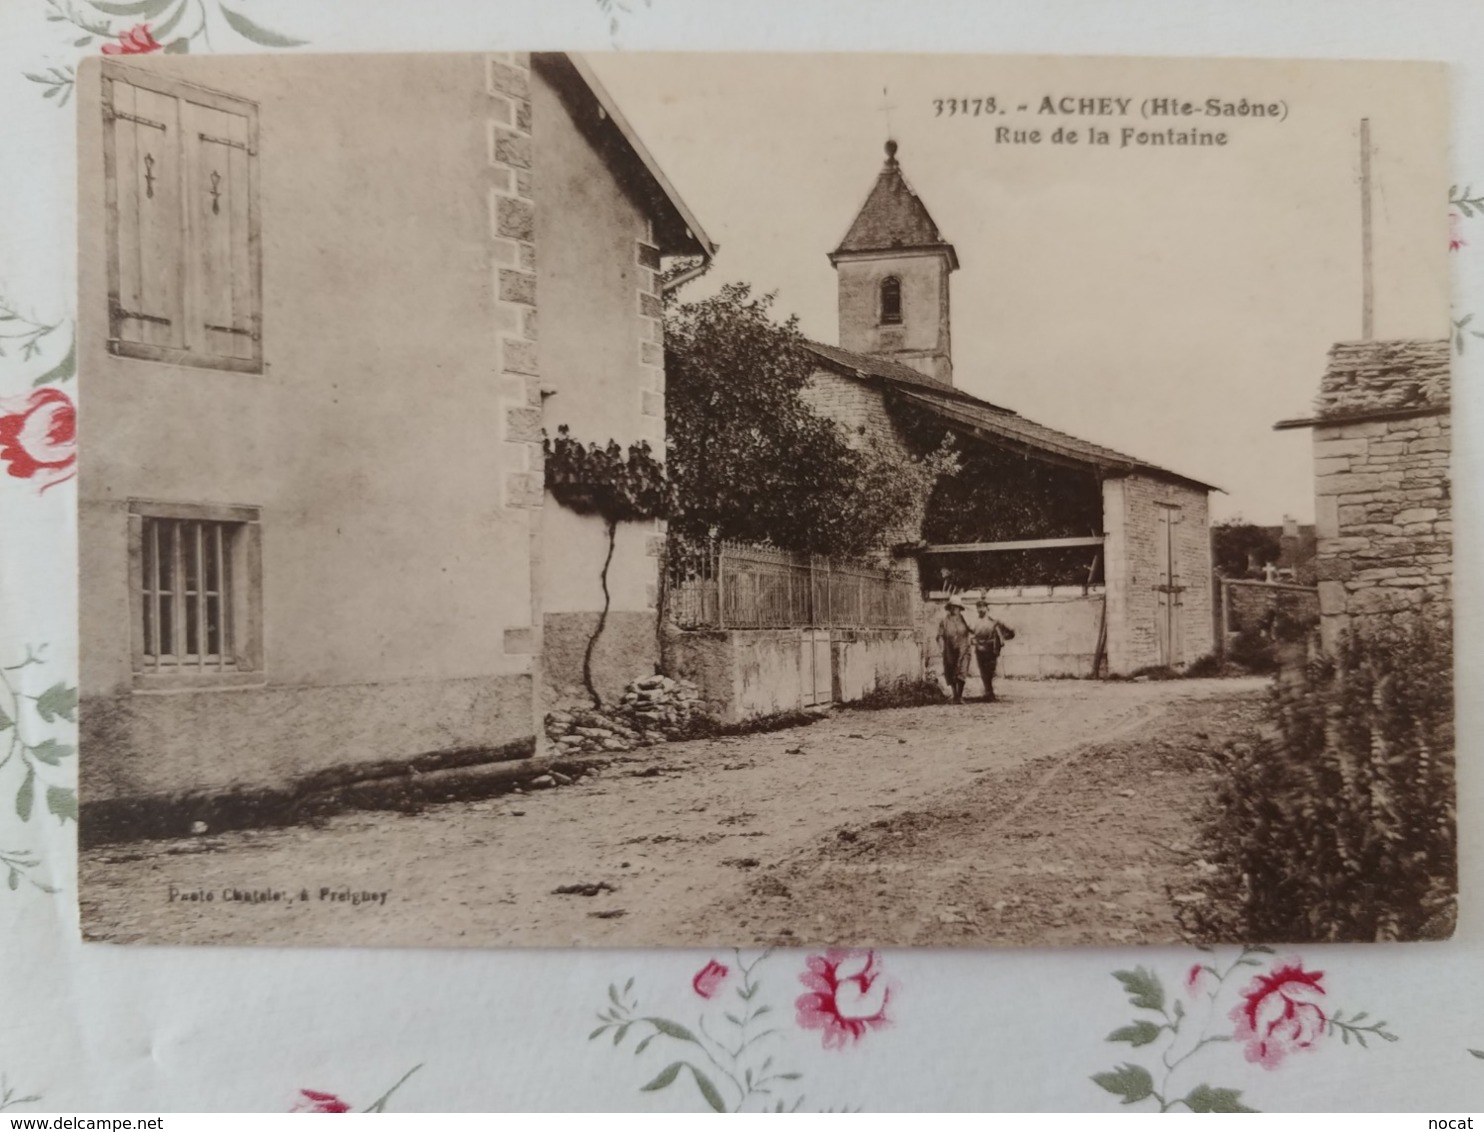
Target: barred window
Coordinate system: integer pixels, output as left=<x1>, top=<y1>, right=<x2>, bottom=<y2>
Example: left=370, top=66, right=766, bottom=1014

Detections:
left=141, top=517, right=236, bottom=667
left=130, top=502, right=261, bottom=686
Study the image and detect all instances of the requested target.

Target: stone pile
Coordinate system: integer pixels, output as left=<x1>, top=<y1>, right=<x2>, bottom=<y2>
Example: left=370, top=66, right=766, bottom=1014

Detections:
left=545, top=674, right=708, bottom=754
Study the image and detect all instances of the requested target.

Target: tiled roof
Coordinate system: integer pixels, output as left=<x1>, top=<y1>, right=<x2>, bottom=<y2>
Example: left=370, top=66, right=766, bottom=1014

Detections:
left=802, top=340, right=963, bottom=396
left=1275, top=338, right=1452, bottom=430
left=804, top=340, right=1219, bottom=492
left=831, top=144, right=958, bottom=266
left=1315, top=338, right=1450, bottom=418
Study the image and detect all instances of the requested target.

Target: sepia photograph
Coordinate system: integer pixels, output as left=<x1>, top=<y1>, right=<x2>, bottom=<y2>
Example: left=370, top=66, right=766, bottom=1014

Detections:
left=74, top=49, right=1453, bottom=949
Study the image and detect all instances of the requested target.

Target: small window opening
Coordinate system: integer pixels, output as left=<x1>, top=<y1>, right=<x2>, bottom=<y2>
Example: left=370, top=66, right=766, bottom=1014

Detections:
left=879, top=276, right=902, bottom=325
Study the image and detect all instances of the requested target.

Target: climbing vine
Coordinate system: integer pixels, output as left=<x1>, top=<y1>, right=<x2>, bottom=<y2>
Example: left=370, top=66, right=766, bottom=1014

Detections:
left=544, top=426, right=668, bottom=524
left=543, top=427, right=667, bottom=706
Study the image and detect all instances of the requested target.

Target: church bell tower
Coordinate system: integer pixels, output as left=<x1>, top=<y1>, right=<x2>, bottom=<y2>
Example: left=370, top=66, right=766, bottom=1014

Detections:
left=829, top=140, right=959, bottom=385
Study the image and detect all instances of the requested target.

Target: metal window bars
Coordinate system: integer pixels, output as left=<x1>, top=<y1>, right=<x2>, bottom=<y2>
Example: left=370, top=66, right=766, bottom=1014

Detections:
left=141, top=517, right=235, bottom=671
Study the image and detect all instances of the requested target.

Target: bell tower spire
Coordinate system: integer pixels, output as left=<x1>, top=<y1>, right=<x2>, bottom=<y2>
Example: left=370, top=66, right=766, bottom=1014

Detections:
left=829, top=140, right=958, bottom=386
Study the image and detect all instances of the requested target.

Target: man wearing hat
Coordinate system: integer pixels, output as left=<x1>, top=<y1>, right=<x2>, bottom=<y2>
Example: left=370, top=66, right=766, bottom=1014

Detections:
left=972, top=599, right=1016, bottom=702
left=936, top=596, right=974, bottom=704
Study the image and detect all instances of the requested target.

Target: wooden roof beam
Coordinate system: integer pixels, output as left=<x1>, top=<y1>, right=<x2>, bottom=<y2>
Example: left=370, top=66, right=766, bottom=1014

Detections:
left=920, top=536, right=1105, bottom=554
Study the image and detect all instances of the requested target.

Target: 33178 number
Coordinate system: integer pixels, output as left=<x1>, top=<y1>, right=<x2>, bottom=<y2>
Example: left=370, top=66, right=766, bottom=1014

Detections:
left=933, top=97, right=999, bottom=117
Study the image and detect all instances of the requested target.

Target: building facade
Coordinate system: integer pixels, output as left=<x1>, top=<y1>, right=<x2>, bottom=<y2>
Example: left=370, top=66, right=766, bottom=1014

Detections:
left=803, top=143, right=1216, bottom=678
left=76, top=53, right=711, bottom=834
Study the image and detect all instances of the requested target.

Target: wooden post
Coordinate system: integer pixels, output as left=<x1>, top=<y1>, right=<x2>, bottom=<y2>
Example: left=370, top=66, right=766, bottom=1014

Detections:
left=1219, top=577, right=1232, bottom=657
left=825, top=559, right=834, bottom=628
left=1092, top=593, right=1108, bottom=679
left=716, top=542, right=726, bottom=631
left=1360, top=118, right=1374, bottom=340
left=808, top=555, right=817, bottom=627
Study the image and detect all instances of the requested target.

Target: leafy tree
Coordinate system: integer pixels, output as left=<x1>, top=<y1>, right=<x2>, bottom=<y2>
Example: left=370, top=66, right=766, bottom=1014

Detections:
left=664, top=282, right=954, bottom=559
left=1212, top=518, right=1280, bottom=578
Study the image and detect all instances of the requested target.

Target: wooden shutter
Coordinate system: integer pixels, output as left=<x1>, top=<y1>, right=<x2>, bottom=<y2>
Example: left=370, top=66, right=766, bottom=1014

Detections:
left=104, top=76, right=185, bottom=351
left=102, top=63, right=261, bottom=373
left=185, top=100, right=259, bottom=363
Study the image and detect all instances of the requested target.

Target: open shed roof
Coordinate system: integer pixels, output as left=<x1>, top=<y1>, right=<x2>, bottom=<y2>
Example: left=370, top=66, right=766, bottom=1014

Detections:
left=803, top=341, right=1220, bottom=493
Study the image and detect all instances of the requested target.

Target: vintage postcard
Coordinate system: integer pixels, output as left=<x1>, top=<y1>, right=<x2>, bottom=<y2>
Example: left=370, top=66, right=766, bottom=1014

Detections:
left=74, top=51, right=1453, bottom=948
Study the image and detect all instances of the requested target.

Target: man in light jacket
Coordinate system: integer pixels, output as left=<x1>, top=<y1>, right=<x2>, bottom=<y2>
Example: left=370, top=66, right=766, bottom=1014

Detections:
left=972, top=599, right=1016, bottom=702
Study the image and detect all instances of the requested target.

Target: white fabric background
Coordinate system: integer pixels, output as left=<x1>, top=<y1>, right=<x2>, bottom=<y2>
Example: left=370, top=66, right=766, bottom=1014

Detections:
left=0, top=0, right=1479, bottom=1112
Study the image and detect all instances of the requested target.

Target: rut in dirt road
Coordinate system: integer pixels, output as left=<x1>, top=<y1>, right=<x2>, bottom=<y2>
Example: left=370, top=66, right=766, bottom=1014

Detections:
left=79, top=677, right=1268, bottom=948
left=679, top=683, right=1270, bottom=949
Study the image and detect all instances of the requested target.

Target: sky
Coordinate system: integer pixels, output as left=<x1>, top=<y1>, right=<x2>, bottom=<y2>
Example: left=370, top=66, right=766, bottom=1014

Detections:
left=589, top=52, right=1450, bottom=524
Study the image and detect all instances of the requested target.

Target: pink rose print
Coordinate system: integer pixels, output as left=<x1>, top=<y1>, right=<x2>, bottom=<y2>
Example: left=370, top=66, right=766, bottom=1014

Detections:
left=692, top=958, right=730, bottom=999
left=1450, top=212, right=1467, bottom=252
left=1229, top=959, right=1327, bottom=1070
left=290, top=1090, right=350, bottom=1113
left=1185, top=963, right=1209, bottom=998
left=101, top=24, right=163, bottom=56
left=1097, top=950, right=1391, bottom=1111
left=795, top=949, right=890, bottom=1050
left=0, top=388, right=76, bottom=493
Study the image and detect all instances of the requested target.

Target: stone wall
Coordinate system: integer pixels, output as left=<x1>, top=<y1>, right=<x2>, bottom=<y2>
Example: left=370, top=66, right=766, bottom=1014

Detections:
left=1307, top=338, right=1451, bottom=646
left=833, top=629, right=924, bottom=701
left=800, top=368, right=908, bottom=449
left=662, top=625, right=919, bottom=723
left=83, top=674, right=534, bottom=803
left=488, top=52, right=546, bottom=747
left=1223, top=579, right=1320, bottom=636
left=922, top=589, right=1106, bottom=678
left=1313, top=410, right=1451, bottom=644
left=542, top=610, right=660, bottom=707
left=489, top=53, right=544, bottom=514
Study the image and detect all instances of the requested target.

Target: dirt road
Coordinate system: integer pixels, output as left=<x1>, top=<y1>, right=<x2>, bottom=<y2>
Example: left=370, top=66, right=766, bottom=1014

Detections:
left=81, top=677, right=1268, bottom=949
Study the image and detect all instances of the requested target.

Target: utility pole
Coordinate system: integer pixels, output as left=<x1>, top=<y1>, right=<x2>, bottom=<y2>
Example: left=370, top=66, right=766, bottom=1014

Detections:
left=1360, top=118, right=1374, bottom=339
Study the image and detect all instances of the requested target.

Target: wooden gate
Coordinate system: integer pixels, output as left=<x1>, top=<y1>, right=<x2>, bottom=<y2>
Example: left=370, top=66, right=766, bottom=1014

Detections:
left=1154, top=504, right=1186, bottom=667
left=801, top=629, right=833, bottom=707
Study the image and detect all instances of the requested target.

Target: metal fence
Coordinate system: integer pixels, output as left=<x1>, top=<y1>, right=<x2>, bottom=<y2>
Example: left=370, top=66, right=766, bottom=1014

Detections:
left=665, top=540, right=914, bottom=631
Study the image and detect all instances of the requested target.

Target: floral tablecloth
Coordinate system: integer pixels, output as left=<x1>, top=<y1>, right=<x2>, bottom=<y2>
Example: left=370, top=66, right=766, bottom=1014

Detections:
left=1, top=0, right=1480, bottom=1112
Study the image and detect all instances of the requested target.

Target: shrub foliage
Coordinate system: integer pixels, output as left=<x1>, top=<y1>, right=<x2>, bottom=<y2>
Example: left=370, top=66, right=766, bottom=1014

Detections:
left=1193, top=611, right=1455, bottom=942
left=842, top=677, right=949, bottom=711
